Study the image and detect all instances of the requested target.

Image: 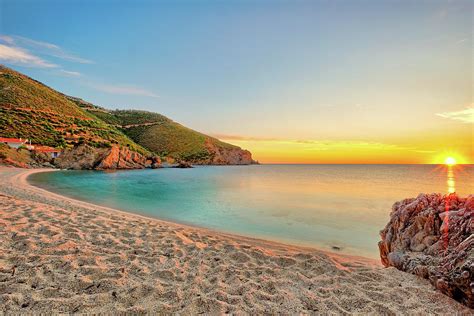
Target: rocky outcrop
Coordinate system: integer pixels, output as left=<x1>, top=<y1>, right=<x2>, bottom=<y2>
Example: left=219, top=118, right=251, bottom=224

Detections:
left=54, top=144, right=160, bottom=170
left=203, top=138, right=255, bottom=165
left=95, top=145, right=146, bottom=169
left=145, top=156, right=162, bottom=169
left=173, top=161, right=193, bottom=168
left=379, top=193, right=473, bottom=308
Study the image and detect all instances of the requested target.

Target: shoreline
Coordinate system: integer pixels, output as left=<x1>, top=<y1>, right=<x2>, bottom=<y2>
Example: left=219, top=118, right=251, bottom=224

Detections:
left=22, top=167, right=368, bottom=262
left=0, top=166, right=471, bottom=313
left=24, top=167, right=377, bottom=260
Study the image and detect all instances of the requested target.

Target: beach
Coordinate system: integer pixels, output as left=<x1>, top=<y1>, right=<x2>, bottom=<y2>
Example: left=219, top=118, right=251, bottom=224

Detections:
left=0, top=167, right=471, bottom=314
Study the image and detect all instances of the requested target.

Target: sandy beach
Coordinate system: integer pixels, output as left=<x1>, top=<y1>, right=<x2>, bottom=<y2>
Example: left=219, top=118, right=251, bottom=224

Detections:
left=0, top=167, right=471, bottom=314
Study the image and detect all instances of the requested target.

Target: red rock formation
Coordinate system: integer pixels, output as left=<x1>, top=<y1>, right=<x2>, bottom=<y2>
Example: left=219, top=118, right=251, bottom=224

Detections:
left=96, top=145, right=147, bottom=169
left=379, top=193, right=473, bottom=307
left=204, top=138, right=254, bottom=165
left=54, top=144, right=161, bottom=170
left=1, top=157, right=29, bottom=169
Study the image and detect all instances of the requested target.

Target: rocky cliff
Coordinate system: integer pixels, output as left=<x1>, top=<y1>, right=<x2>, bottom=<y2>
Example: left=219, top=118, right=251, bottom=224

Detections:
left=54, top=144, right=161, bottom=170
left=379, top=193, right=473, bottom=308
left=203, top=138, right=254, bottom=165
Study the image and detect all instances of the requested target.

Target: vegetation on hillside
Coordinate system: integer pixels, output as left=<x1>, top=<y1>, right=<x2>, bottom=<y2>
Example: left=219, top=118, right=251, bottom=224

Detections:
left=0, top=65, right=149, bottom=155
left=88, top=109, right=241, bottom=162
left=0, top=67, right=88, bottom=118
left=0, top=143, right=32, bottom=168
left=104, top=110, right=169, bottom=126
left=125, top=122, right=209, bottom=161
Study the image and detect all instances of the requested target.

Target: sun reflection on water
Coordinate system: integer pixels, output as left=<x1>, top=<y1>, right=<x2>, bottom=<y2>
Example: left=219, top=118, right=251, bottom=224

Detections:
left=429, top=164, right=463, bottom=195
left=447, top=166, right=456, bottom=194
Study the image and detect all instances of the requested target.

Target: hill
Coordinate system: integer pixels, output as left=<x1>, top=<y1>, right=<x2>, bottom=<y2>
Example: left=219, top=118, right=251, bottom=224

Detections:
left=87, top=109, right=254, bottom=164
left=0, top=65, right=254, bottom=167
left=0, top=65, right=148, bottom=155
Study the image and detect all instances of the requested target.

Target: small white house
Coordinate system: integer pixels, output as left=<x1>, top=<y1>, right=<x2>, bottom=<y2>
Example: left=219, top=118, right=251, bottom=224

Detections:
left=0, top=137, right=26, bottom=149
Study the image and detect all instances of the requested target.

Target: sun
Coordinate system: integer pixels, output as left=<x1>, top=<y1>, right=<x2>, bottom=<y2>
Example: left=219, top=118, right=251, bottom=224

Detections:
left=445, top=157, right=457, bottom=166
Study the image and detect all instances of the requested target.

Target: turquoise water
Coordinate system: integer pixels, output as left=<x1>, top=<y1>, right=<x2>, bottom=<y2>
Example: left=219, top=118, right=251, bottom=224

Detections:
left=29, top=164, right=473, bottom=258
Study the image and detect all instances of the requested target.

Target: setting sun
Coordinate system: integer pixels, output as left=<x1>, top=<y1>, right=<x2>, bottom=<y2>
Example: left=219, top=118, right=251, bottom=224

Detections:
left=445, top=157, right=457, bottom=166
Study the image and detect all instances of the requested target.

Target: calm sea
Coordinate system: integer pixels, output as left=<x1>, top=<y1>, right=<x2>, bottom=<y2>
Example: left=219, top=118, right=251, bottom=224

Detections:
left=29, top=164, right=473, bottom=258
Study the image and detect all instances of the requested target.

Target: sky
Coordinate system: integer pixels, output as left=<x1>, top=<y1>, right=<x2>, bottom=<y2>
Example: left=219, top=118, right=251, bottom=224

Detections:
left=0, top=0, right=472, bottom=164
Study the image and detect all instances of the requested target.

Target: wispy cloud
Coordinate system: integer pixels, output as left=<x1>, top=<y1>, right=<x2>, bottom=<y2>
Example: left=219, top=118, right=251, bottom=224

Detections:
left=59, top=69, right=82, bottom=77
left=0, top=44, right=57, bottom=68
left=0, top=34, right=159, bottom=98
left=436, top=107, right=474, bottom=123
left=216, top=135, right=432, bottom=154
left=211, top=134, right=278, bottom=142
left=413, top=150, right=436, bottom=154
left=455, top=38, right=468, bottom=45
left=11, top=35, right=93, bottom=64
left=0, top=34, right=92, bottom=71
left=0, top=35, right=14, bottom=44
left=93, top=83, right=159, bottom=98
left=294, top=140, right=405, bottom=152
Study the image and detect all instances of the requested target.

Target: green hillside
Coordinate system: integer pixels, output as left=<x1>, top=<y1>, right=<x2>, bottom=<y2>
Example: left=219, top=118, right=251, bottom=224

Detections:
left=88, top=109, right=242, bottom=162
left=0, top=65, right=149, bottom=155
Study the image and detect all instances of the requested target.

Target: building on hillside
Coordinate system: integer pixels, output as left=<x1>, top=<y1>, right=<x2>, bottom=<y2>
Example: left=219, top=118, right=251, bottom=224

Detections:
left=1, top=137, right=61, bottom=158
left=0, top=137, right=26, bottom=149
left=33, top=146, right=62, bottom=158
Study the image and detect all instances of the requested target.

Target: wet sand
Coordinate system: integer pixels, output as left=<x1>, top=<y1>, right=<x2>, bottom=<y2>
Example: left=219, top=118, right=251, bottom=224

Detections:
left=0, top=167, right=470, bottom=313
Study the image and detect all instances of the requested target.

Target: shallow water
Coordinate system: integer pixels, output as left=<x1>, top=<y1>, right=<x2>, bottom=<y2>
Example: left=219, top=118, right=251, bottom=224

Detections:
left=29, top=164, right=473, bottom=258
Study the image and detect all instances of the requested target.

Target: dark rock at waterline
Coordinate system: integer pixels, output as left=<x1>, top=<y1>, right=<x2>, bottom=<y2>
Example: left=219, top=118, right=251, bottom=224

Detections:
left=379, top=193, right=474, bottom=308
left=173, top=161, right=193, bottom=169
left=146, top=156, right=162, bottom=169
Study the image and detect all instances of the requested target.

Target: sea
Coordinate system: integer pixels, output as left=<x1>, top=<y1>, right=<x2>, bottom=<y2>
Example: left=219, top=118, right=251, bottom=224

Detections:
left=29, top=164, right=474, bottom=259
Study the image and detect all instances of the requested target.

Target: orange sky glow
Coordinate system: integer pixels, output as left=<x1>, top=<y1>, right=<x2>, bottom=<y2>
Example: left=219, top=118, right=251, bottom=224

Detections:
left=218, top=121, right=473, bottom=164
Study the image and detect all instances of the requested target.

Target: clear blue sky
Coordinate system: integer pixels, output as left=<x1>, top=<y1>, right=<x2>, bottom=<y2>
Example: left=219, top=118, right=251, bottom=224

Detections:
left=0, top=0, right=472, bottom=163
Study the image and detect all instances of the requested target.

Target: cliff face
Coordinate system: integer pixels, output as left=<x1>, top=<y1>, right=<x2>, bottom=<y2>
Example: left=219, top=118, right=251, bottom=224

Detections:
left=203, top=138, right=254, bottom=165
left=96, top=145, right=146, bottom=169
left=379, top=193, right=473, bottom=308
left=54, top=145, right=161, bottom=170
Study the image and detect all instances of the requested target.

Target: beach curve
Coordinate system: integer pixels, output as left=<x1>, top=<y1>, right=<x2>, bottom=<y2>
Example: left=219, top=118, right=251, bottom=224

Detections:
left=0, top=166, right=471, bottom=313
